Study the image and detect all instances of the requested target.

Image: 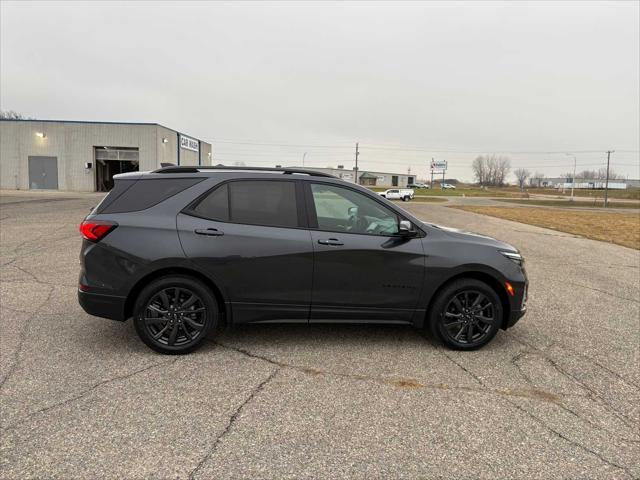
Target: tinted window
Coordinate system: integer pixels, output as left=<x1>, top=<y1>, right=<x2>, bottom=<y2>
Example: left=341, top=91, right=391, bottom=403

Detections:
left=94, top=179, right=136, bottom=213
left=192, top=183, right=229, bottom=221
left=100, top=178, right=204, bottom=214
left=229, top=181, right=298, bottom=227
left=192, top=180, right=299, bottom=228
left=311, top=183, right=399, bottom=235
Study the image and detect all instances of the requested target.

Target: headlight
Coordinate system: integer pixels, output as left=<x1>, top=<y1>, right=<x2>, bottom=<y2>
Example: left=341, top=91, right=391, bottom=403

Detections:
left=500, top=250, right=524, bottom=266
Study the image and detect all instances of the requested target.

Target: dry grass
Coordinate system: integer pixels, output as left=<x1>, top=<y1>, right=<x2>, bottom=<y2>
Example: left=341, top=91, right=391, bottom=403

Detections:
left=450, top=206, right=640, bottom=250
left=494, top=199, right=640, bottom=209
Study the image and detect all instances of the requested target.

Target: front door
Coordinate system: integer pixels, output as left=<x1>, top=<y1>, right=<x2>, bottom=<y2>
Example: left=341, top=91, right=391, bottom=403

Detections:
left=177, top=179, right=313, bottom=323
left=306, top=182, right=425, bottom=323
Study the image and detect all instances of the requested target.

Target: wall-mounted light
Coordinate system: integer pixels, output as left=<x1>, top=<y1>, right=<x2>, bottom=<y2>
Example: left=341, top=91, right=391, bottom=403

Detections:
left=35, top=132, right=46, bottom=138
left=162, top=137, right=168, bottom=144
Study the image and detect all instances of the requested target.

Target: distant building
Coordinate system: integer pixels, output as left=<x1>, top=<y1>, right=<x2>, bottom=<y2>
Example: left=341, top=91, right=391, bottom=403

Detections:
left=538, top=177, right=638, bottom=190
left=0, top=119, right=212, bottom=192
left=289, top=166, right=416, bottom=188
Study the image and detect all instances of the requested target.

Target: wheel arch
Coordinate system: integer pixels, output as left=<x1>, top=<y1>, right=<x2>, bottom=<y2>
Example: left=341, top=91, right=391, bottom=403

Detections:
left=423, top=270, right=511, bottom=330
left=124, top=266, right=229, bottom=325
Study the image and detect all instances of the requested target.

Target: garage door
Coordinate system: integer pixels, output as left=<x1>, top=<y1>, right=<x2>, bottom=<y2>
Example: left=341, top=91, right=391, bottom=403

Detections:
left=28, top=156, right=58, bottom=190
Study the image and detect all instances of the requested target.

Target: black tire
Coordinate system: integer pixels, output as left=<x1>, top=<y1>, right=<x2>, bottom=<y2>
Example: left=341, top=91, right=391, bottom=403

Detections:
left=402, top=196, right=410, bottom=202
left=133, top=275, right=219, bottom=354
left=427, top=278, right=502, bottom=351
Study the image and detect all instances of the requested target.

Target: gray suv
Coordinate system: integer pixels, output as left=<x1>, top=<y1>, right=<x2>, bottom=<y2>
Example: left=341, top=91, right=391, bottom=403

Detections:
left=78, top=166, right=527, bottom=354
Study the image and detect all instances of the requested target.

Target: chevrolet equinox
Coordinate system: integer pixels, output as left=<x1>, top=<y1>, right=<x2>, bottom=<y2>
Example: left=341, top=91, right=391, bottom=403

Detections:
left=78, top=166, right=527, bottom=354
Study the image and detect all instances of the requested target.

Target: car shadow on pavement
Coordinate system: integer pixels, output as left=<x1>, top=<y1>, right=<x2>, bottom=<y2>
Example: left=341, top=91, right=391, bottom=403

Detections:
left=206, top=323, right=441, bottom=352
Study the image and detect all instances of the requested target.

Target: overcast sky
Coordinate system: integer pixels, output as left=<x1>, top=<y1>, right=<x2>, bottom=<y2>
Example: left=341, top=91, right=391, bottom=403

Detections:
left=2, top=1, right=639, bottom=181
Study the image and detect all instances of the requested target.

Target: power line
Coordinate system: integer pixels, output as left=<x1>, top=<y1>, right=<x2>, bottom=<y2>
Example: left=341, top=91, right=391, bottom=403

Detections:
left=213, top=139, right=353, bottom=149
left=211, top=139, right=639, bottom=155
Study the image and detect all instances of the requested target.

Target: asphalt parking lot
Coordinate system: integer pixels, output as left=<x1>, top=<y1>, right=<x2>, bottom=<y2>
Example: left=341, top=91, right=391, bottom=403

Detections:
left=1, top=192, right=638, bottom=479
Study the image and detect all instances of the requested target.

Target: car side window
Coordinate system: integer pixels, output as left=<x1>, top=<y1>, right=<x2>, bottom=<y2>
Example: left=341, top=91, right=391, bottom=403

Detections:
left=192, top=180, right=298, bottom=228
left=192, top=183, right=229, bottom=221
left=310, top=183, right=399, bottom=236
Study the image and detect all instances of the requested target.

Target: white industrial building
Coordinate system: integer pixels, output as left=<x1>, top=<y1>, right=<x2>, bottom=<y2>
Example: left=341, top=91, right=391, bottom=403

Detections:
left=289, top=166, right=417, bottom=188
left=538, top=177, right=637, bottom=190
left=0, top=119, right=212, bottom=192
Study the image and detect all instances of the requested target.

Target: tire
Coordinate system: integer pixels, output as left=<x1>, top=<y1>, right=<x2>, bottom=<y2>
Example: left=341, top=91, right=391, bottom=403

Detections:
left=402, top=196, right=409, bottom=202
left=427, top=278, right=502, bottom=350
left=133, top=275, right=219, bottom=354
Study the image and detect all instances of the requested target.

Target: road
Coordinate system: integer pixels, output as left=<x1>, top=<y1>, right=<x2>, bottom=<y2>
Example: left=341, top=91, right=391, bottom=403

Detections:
left=1, top=192, right=639, bottom=479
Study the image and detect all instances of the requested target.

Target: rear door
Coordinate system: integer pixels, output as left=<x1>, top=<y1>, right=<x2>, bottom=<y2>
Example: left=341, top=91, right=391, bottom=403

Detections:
left=177, top=179, right=313, bottom=324
left=305, top=182, right=425, bottom=323
left=28, top=156, right=58, bottom=189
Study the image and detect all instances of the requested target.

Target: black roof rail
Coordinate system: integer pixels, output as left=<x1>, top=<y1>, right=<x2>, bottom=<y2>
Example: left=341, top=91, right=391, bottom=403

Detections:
left=151, top=165, right=337, bottom=178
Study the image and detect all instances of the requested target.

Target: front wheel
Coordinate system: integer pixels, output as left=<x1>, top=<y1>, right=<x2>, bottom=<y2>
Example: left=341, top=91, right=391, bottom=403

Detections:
left=427, top=278, right=502, bottom=350
left=133, top=275, right=219, bottom=354
left=402, top=196, right=410, bottom=202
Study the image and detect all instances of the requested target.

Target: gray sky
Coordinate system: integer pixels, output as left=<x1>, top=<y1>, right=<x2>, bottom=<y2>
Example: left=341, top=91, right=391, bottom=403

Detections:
left=2, top=0, right=639, bottom=181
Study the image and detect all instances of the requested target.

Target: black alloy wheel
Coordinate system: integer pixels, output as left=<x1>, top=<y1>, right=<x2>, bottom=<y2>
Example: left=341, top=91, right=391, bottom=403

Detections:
left=133, top=275, right=218, bottom=354
left=428, top=278, right=502, bottom=350
left=442, top=290, right=495, bottom=345
left=144, top=287, right=206, bottom=347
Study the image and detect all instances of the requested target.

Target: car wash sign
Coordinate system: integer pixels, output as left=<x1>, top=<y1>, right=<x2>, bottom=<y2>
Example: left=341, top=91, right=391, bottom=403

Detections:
left=430, top=159, right=447, bottom=172
left=180, top=135, right=199, bottom=152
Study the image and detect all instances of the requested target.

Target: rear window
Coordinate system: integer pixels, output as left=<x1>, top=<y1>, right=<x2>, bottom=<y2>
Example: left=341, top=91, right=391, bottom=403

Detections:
left=99, top=178, right=204, bottom=214
left=190, top=180, right=298, bottom=228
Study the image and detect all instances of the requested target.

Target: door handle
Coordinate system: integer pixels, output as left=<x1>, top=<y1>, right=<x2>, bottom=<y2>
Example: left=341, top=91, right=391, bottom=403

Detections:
left=318, top=238, right=343, bottom=246
left=195, top=228, right=224, bottom=237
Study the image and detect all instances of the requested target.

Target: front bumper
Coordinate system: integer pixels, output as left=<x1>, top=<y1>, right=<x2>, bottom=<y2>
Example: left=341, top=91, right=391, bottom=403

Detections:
left=78, top=289, right=127, bottom=321
left=505, top=280, right=527, bottom=329
left=506, top=305, right=526, bottom=328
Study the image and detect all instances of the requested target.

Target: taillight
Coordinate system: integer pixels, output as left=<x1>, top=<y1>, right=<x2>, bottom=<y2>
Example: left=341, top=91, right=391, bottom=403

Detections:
left=79, top=220, right=117, bottom=242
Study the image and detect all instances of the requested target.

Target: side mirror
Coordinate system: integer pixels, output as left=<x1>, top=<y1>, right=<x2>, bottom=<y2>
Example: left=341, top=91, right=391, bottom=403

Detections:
left=348, top=206, right=358, bottom=217
left=398, top=220, right=417, bottom=236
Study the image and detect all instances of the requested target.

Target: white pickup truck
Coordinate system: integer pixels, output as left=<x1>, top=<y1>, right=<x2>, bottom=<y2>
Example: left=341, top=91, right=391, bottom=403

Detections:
left=378, top=188, right=415, bottom=201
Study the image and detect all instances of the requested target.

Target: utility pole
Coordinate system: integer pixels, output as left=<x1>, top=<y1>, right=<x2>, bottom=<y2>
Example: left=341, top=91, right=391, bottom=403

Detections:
left=565, top=153, right=577, bottom=202
left=354, top=142, right=359, bottom=185
left=604, top=150, right=614, bottom=208
left=430, top=158, right=434, bottom=188
left=302, top=152, right=307, bottom=167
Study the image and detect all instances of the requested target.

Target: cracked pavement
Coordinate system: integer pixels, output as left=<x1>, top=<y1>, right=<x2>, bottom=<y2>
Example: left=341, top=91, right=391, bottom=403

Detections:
left=1, top=192, right=639, bottom=479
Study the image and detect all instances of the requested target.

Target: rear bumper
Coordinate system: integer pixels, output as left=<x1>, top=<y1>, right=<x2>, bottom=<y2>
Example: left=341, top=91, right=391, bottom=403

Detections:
left=78, top=289, right=127, bottom=321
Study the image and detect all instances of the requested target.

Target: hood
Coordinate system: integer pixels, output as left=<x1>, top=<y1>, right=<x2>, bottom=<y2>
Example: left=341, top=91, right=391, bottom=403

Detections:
left=425, top=222, right=517, bottom=252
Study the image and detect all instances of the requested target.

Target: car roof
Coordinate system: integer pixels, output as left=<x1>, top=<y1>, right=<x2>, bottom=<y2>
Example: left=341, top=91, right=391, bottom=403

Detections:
left=113, top=166, right=338, bottom=182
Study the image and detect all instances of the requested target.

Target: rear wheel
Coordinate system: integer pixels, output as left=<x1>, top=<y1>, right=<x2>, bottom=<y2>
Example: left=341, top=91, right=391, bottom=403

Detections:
left=133, top=275, right=219, bottom=354
left=427, top=278, right=502, bottom=350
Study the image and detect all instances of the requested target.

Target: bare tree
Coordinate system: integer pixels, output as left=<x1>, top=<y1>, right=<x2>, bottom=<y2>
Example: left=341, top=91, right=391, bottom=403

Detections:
left=567, top=169, right=625, bottom=181
left=514, top=168, right=531, bottom=190
left=471, top=156, right=487, bottom=186
left=529, top=171, right=545, bottom=187
left=495, top=156, right=511, bottom=186
left=0, top=110, right=31, bottom=119
left=471, top=155, right=512, bottom=186
left=597, top=167, right=624, bottom=180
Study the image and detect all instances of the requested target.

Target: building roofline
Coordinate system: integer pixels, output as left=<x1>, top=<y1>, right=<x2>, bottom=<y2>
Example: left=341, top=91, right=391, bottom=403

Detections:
left=0, top=118, right=210, bottom=144
left=292, top=166, right=416, bottom=177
